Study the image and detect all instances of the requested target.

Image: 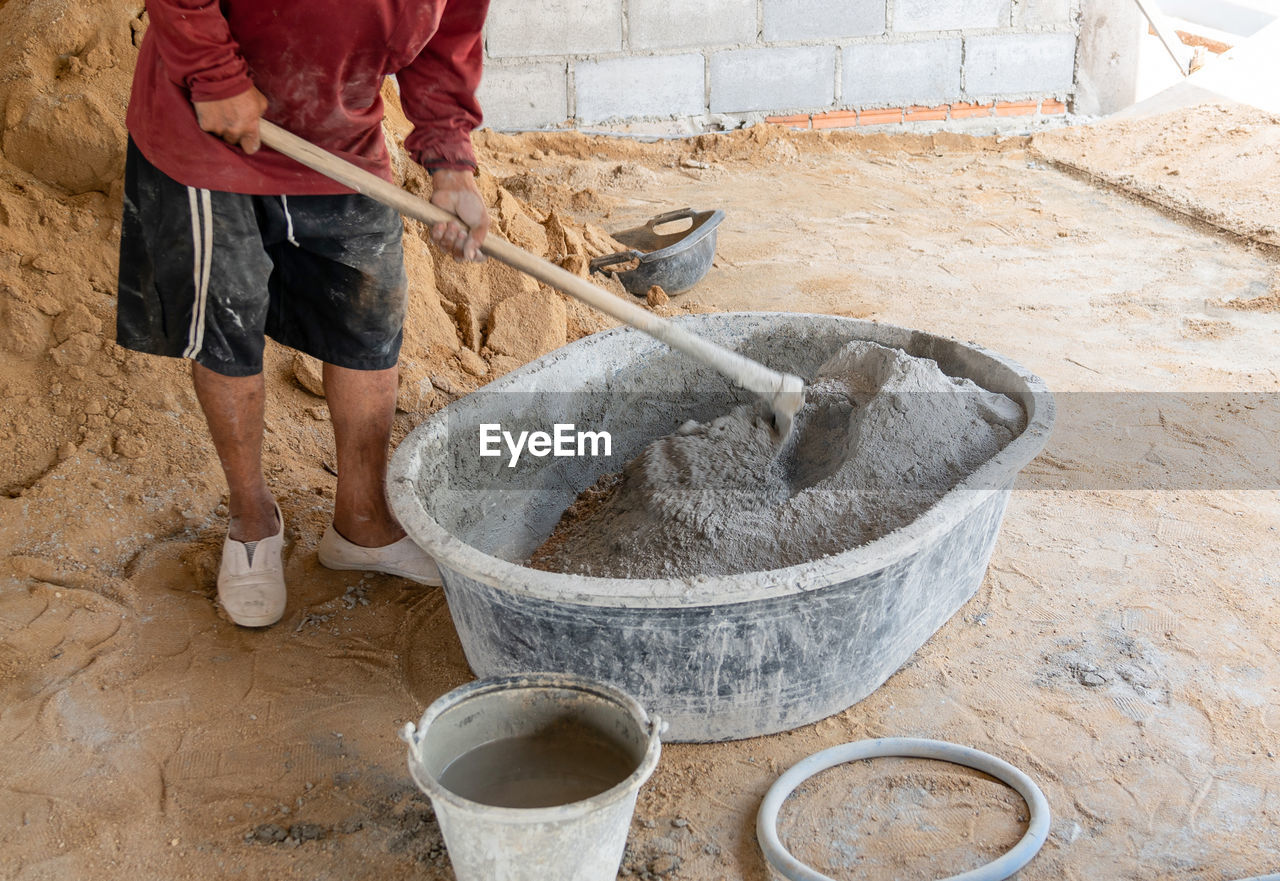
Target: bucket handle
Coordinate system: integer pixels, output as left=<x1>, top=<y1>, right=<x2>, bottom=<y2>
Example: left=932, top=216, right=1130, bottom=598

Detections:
left=400, top=720, right=421, bottom=749
left=589, top=249, right=645, bottom=273
left=645, top=207, right=697, bottom=230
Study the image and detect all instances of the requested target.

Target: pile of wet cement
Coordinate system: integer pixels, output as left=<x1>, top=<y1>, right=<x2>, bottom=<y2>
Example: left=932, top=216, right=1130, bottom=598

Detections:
left=529, top=340, right=1024, bottom=579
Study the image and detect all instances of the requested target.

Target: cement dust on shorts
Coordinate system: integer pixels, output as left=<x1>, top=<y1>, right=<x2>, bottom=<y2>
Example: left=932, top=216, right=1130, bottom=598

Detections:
left=529, top=340, right=1024, bottom=579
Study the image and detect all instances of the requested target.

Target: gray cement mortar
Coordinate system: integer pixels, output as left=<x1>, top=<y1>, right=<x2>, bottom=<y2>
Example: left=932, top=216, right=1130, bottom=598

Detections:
left=531, top=340, right=1025, bottom=579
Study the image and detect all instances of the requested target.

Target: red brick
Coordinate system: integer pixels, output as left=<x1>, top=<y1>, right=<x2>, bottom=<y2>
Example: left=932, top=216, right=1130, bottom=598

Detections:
left=1040, top=99, right=1067, bottom=115
left=995, top=100, right=1039, bottom=117
left=857, top=107, right=904, bottom=126
left=903, top=104, right=949, bottom=122
left=766, top=114, right=812, bottom=129
left=811, top=110, right=859, bottom=130
left=949, top=102, right=993, bottom=119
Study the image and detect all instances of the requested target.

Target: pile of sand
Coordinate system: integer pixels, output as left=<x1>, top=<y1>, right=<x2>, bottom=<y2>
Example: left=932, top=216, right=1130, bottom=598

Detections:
left=0, top=0, right=669, bottom=503
left=530, top=341, right=1024, bottom=579
left=1031, top=103, right=1280, bottom=249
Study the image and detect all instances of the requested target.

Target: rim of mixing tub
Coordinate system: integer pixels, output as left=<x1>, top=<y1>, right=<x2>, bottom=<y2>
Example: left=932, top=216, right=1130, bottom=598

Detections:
left=388, top=312, right=1055, bottom=610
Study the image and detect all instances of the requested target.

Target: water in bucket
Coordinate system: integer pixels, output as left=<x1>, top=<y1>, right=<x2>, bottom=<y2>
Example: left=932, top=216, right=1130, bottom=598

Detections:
left=437, top=719, right=637, bottom=808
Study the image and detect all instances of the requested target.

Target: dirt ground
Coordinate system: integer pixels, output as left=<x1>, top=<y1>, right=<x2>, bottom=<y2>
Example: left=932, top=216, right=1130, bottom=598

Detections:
left=3, top=4, right=1280, bottom=879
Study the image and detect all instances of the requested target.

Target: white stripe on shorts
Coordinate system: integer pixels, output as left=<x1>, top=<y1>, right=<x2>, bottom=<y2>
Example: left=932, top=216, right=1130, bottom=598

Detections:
left=182, top=187, right=214, bottom=359
left=281, top=195, right=301, bottom=247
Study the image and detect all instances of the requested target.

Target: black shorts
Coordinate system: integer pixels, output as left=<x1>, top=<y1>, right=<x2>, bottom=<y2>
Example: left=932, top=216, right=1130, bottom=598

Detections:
left=117, top=139, right=408, bottom=377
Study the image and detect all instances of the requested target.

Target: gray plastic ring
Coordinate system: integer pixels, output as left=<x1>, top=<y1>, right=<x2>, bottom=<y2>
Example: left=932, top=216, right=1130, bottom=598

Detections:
left=756, top=737, right=1051, bottom=881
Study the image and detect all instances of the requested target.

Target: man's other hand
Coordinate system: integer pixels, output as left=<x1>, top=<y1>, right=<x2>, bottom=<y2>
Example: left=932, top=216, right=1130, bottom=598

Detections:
left=194, top=86, right=269, bottom=154
left=429, top=169, right=489, bottom=263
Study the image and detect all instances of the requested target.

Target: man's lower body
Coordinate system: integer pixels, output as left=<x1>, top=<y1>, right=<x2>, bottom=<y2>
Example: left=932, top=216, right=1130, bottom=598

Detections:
left=117, top=139, right=439, bottom=627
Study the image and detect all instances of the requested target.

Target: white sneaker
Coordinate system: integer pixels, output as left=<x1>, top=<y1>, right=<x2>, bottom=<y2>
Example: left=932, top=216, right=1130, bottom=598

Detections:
left=317, top=524, right=443, bottom=587
left=216, top=504, right=287, bottom=628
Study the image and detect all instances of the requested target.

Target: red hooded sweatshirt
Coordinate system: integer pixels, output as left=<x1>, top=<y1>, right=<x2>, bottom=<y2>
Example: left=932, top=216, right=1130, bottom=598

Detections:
left=127, top=0, right=488, bottom=195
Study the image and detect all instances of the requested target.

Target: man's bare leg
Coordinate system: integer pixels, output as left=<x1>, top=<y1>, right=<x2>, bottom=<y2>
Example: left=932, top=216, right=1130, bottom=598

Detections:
left=192, top=362, right=278, bottom=541
left=323, top=363, right=404, bottom=548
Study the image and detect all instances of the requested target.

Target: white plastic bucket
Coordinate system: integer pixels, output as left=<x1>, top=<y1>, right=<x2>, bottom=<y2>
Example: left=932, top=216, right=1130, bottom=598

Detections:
left=401, top=673, right=663, bottom=881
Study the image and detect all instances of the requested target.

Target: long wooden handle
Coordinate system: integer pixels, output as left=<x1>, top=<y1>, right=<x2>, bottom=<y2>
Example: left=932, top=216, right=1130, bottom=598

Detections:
left=256, top=120, right=804, bottom=434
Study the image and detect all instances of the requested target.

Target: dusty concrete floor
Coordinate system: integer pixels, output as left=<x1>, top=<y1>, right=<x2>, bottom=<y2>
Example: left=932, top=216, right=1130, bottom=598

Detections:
left=572, top=138, right=1280, bottom=881
left=3, top=129, right=1279, bottom=881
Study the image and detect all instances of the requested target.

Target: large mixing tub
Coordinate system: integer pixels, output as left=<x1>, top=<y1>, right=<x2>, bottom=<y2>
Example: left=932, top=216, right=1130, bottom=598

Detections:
left=389, top=313, right=1053, bottom=742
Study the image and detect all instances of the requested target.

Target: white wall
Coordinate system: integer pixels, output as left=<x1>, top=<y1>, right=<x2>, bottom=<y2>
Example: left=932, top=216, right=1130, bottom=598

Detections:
left=478, top=0, right=1082, bottom=130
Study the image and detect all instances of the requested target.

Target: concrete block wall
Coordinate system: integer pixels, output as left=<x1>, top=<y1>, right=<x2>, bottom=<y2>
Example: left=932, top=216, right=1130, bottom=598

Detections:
left=479, top=0, right=1081, bottom=130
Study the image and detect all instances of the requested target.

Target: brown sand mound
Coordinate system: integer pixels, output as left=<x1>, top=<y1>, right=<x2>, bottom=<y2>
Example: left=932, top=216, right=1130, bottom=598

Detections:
left=1032, top=103, right=1280, bottom=247
left=0, top=0, right=669, bottom=505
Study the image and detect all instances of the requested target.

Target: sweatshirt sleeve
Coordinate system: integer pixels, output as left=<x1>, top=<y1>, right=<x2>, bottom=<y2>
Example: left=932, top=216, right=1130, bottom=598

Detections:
left=145, top=0, right=255, bottom=103
left=396, top=0, right=489, bottom=173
